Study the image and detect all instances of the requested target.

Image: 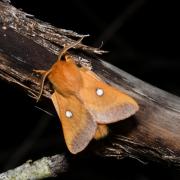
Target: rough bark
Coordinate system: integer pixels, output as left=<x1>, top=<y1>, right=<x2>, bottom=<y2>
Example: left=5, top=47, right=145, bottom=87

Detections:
left=0, top=1, right=180, bottom=168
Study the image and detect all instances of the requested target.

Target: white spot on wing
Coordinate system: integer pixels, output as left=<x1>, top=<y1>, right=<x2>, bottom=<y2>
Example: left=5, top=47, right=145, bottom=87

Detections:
left=65, top=110, right=73, bottom=118
left=96, top=88, right=104, bottom=96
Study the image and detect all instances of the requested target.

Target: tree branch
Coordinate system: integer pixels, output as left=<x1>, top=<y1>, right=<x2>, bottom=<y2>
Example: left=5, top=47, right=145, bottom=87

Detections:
left=0, top=154, right=68, bottom=179
left=0, top=1, right=180, bottom=168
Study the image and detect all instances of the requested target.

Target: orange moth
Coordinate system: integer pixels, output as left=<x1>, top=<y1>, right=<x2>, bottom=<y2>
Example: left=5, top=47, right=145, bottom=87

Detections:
left=35, top=37, right=139, bottom=154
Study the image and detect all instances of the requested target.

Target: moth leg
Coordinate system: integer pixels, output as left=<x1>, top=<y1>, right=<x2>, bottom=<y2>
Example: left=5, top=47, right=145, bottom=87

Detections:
left=33, top=69, right=47, bottom=75
left=33, top=69, right=52, bottom=102
left=64, top=55, right=75, bottom=63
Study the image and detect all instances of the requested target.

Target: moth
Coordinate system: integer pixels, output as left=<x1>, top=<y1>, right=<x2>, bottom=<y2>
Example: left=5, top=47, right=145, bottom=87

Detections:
left=35, top=37, right=139, bottom=154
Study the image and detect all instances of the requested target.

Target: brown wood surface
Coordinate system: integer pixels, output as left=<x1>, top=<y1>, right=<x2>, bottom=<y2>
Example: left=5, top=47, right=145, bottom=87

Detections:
left=0, top=1, right=180, bottom=167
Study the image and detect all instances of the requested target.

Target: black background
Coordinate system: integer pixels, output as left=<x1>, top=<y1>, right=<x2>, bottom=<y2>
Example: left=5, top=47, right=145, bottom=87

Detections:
left=0, top=0, right=180, bottom=179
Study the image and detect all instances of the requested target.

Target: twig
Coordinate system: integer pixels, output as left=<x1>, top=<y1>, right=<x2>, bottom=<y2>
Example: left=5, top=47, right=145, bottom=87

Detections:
left=0, top=154, right=68, bottom=180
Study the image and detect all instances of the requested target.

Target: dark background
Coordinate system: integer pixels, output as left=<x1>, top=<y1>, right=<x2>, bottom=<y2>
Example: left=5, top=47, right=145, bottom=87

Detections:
left=0, top=0, right=180, bottom=179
